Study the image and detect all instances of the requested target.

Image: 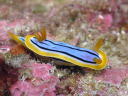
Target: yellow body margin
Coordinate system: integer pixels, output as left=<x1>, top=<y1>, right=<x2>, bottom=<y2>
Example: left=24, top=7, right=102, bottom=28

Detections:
left=8, top=32, right=25, bottom=46
left=95, top=50, right=107, bottom=70
left=25, top=35, right=107, bottom=70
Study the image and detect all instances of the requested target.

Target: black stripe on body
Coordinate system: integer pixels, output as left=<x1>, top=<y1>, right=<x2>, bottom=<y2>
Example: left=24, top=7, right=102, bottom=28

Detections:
left=31, top=40, right=96, bottom=64
left=45, top=40, right=99, bottom=58
left=33, top=37, right=98, bottom=57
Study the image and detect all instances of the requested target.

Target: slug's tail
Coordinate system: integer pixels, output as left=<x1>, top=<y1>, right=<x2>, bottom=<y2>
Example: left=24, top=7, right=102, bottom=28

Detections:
left=93, top=38, right=108, bottom=70
left=34, top=27, right=47, bottom=41
left=8, top=32, right=25, bottom=45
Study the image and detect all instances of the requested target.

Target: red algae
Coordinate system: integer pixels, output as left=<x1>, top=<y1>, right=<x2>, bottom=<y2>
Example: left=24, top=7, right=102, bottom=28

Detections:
left=95, top=68, right=128, bottom=85
left=10, top=63, right=59, bottom=96
left=0, top=54, right=19, bottom=96
left=0, top=0, right=128, bottom=95
left=10, top=44, right=26, bottom=55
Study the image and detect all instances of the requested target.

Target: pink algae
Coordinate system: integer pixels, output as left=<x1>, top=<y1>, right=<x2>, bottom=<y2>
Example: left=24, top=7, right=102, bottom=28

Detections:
left=0, top=20, right=21, bottom=53
left=95, top=68, right=128, bottom=85
left=10, top=63, right=59, bottom=96
left=0, top=20, right=8, bottom=41
left=30, top=63, right=53, bottom=80
left=95, top=14, right=113, bottom=32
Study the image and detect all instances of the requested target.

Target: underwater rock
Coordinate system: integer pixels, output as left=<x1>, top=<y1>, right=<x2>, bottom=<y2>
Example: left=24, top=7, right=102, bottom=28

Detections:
left=95, top=68, right=128, bottom=85
left=10, top=63, right=59, bottom=96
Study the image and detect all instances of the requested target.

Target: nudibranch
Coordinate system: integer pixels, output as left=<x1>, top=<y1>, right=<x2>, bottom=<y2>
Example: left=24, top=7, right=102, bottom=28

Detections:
left=8, top=28, right=107, bottom=70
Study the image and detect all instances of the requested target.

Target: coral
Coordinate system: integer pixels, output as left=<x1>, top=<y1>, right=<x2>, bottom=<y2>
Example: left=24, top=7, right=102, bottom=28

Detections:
left=10, top=63, right=59, bottom=96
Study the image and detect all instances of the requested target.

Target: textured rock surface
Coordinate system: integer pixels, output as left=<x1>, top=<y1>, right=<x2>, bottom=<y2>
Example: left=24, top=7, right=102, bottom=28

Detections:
left=0, top=0, right=128, bottom=95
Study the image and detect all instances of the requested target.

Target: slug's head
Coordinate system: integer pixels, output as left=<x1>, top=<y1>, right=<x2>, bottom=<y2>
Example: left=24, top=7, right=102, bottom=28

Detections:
left=92, top=38, right=108, bottom=70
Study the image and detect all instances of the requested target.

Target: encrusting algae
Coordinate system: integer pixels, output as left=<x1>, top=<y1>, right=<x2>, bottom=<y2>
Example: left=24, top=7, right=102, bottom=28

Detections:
left=0, top=0, right=128, bottom=95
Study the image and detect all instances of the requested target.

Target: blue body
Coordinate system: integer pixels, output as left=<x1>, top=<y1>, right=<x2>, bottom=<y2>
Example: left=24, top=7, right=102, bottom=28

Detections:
left=19, top=36, right=100, bottom=64
left=30, top=37, right=100, bottom=64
